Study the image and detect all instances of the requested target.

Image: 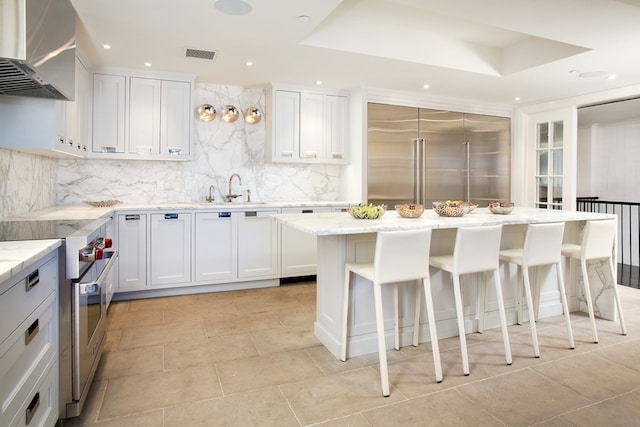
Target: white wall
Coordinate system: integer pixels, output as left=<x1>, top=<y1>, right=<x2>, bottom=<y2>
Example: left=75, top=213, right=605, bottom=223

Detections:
left=576, top=125, right=592, bottom=197
left=588, top=121, right=640, bottom=202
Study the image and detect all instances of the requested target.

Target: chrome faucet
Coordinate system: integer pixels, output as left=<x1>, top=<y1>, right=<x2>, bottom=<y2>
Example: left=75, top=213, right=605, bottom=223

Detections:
left=205, top=185, right=215, bottom=203
left=226, top=173, right=242, bottom=202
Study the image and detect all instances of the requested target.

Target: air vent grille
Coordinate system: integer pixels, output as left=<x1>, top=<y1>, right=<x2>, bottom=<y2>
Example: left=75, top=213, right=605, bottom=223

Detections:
left=0, top=60, right=65, bottom=99
left=185, top=48, right=217, bottom=60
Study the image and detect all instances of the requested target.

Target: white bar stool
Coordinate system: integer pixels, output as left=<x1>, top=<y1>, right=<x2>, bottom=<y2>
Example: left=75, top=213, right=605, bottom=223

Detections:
left=341, top=229, right=442, bottom=397
left=499, top=222, right=574, bottom=358
left=561, top=218, right=627, bottom=343
left=429, top=224, right=511, bottom=376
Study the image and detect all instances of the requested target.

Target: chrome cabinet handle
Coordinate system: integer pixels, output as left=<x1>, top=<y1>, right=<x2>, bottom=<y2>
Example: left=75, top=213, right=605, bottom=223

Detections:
left=26, top=269, right=39, bottom=291
left=125, top=214, right=140, bottom=221
left=164, top=213, right=179, bottom=219
left=26, top=392, right=40, bottom=425
left=25, top=319, right=39, bottom=346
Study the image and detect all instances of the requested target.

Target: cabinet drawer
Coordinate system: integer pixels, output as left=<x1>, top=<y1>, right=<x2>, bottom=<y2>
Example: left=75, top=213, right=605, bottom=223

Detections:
left=0, top=294, right=56, bottom=426
left=7, top=360, right=57, bottom=427
left=0, top=253, right=57, bottom=344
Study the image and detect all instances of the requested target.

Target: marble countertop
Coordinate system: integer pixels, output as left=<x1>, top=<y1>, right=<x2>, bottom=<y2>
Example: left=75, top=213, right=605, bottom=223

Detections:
left=274, top=207, right=617, bottom=236
left=0, top=239, right=61, bottom=284
left=4, top=201, right=353, bottom=222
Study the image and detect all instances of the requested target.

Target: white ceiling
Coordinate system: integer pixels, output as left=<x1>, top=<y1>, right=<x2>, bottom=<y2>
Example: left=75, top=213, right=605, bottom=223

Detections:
left=71, top=0, right=640, bottom=116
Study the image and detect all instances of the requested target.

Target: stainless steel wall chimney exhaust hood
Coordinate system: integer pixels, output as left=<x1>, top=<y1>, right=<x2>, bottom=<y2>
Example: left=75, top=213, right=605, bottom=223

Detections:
left=0, top=0, right=76, bottom=100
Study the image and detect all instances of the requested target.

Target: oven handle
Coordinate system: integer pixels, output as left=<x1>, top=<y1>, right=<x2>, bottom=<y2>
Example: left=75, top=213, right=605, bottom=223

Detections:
left=79, top=251, right=118, bottom=294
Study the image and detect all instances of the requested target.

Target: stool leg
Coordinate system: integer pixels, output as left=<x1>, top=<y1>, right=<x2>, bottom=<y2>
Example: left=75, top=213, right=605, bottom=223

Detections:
left=607, top=257, right=627, bottom=335
left=393, top=283, right=400, bottom=350
left=493, top=269, right=512, bottom=365
left=522, top=266, right=540, bottom=358
left=556, top=261, right=575, bottom=349
left=340, top=269, right=351, bottom=362
left=478, top=272, right=487, bottom=333
left=580, top=259, right=599, bottom=343
left=413, top=280, right=421, bottom=347
left=423, top=277, right=442, bottom=383
left=516, top=265, right=524, bottom=325
left=373, top=282, right=390, bottom=397
left=452, top=274, right=470, bottom=376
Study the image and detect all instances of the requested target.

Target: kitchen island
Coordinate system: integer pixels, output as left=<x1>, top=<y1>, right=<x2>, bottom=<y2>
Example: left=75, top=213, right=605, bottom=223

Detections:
left=274, top=207, right=619, bottom=359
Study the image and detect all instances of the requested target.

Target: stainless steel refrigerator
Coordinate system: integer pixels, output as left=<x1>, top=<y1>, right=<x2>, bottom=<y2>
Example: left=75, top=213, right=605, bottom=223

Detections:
left=367, top=103, right=511, bottom=208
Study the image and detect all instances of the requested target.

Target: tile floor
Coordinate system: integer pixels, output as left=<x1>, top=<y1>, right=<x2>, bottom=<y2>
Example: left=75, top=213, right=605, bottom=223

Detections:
left=64, top=283, right=640, bottom=427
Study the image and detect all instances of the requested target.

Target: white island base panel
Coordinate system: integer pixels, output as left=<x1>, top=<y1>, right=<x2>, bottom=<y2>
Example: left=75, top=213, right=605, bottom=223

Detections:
left=298, top=210, right=621, bottom=360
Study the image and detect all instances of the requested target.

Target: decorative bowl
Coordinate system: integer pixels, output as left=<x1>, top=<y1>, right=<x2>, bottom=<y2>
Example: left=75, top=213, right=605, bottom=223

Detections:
left=395, top=203, right=424, bottom=218
left=432, top=200, right=470, bottom=217
left=348, top=203, right=386, bottom=220
left=488, top=201, right=515, bottom=215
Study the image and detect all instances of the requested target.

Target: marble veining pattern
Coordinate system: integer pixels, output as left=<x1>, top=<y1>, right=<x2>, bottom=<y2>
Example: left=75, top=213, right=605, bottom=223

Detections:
left=0, top=148, right=57, bottom=218
left=56, top=83, right=341, bottom=206
left=0, top=239, right=61, bottom=284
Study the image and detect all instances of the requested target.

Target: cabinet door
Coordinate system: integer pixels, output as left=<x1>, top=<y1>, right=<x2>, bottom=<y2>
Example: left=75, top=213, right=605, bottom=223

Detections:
left=273, top=90, right=300, bottom=160
left=117, top=213, right=148, bottom=290
left=161, top=80, right=191, bottom=156
left=238, top=210, right=279, bottom=278
left=92, top=73, right=126, bottom=153
left=280, top=207, right=331, bottom=278
left=194, top=212, right=238, bottom=282
left=300, top=92, right=324, bottom=160
left=74, top=56, right=91, bottom=155
left=129, top=77, right=161, bottom=154
left=325, top=95, right=349, bottom=162
left=150, top=213, right=192, bottom=286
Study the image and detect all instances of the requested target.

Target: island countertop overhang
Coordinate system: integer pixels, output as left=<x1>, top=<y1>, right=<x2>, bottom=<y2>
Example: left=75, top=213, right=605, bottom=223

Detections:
left=273, top=207, right=616, bottom=236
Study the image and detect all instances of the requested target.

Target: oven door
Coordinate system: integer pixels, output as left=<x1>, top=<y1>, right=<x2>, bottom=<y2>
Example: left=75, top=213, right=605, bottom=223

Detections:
left=72, top=250, right=118, bottom=405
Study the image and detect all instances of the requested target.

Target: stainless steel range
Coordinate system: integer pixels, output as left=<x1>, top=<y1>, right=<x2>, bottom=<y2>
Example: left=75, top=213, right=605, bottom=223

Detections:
left=0, top=216, right=117, bottom=420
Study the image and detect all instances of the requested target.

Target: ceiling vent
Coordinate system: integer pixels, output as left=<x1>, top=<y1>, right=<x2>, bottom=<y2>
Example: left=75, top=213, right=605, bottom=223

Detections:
left=185, top=49, right=217, bottom=60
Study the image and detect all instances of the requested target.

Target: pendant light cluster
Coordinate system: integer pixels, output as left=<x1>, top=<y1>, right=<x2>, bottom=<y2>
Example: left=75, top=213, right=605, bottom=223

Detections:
left=196, top=104, right=262, bottom=124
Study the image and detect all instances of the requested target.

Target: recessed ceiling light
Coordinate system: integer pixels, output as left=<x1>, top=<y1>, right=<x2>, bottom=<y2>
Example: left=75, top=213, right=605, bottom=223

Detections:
left=102, top=44, right=111, bottom=50
left=607, top=74, right=617, bottom=80
left=514, top=97, right=521, bottom=101
left=316, top=80, right=323, bottom=86
left=245, top=61, right=253, bottom=67
left=297, top=15, right=311, bottom=22
left=214, top=0, right=252, bottom=15
left=144, top=62, right=152, bottom=67
left=578, top=71, right=610, bottom=78
left=423, top=84, right=430, bottom=89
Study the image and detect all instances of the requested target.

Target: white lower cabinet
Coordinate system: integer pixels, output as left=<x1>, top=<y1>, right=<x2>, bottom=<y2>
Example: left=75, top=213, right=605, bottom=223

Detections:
left=238, top=210, right=279, bottom=278
left=150, top=213, right=192, bottom=286
left=117, top=213, right=148, bottom=290
left=280, top=207, right=331, bottom=277
left=194, top=212, right=238, bottom=282
left=0, top=251, right=58, bottom=427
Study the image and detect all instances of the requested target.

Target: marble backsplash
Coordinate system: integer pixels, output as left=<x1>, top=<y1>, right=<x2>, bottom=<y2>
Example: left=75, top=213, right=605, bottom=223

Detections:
left=0, top=148, right=58, bottom=218
left=58, top=82, right=341, bottom=205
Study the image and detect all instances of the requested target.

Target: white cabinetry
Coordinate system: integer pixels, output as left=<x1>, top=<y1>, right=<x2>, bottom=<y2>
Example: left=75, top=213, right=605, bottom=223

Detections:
left=0, top=251, right=58, bottom=427
left=117, top=213, right=148, bottom=291
left=91, top=68, right=194, bottom=160
left=266, top=84, right=349, bottom=164
left=150, top=213, right=192, bottom=286
left=280, top=207, right=331, bottom=278
left=238, top=210, right=279, bottom=278
left=194, top=212, right=238, bottom=282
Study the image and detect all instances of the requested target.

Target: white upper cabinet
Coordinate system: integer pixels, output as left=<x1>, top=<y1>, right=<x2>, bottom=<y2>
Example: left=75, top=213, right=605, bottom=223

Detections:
left=266, top=84, right=350, bottom=164
left=90, top=68, right=194, bottom=160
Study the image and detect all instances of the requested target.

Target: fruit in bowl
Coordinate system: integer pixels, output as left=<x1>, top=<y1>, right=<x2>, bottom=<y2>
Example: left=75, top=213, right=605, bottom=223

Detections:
left=395, top=203, right=424, bottom=218
left=349, top=203, right=386, bottom=219
left=466, top=201, right=477, bottom=212
left=488, top=201, right=514, bottom=215
left=432, top=200, right=470, bottom=217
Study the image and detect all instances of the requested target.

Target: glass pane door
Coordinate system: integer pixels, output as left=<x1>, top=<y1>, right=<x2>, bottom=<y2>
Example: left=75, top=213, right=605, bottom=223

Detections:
left=535, top=120, right=564, bottom=209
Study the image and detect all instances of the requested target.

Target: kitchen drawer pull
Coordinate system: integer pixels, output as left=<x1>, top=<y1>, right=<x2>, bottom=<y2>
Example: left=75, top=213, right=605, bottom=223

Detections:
left=164, top=213, right=179, bottom=220
left=303, top=151, right=318, bottom=158
left=125, top=214, right=141, bottom=221
left=26, top=269, right=40, bottom=291
left=25, top=319, right=39, bottom=346
left=302, top=209, right=313, bottom=213
left=25, top=392, right=40, bottom=425
left=281, top=151, right=293, bottom=158
left=245, top=211, right=257, bottom=217
left=218, top=212, right=231, bottom=218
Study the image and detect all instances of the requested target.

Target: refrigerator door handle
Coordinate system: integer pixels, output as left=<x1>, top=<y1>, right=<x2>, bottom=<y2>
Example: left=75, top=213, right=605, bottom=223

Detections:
left=413, top=138, right=426, bottom=205
left=465, top=141, right=470, bottom=202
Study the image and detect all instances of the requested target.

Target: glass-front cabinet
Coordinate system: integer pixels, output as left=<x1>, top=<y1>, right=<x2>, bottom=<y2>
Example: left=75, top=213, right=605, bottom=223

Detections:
left=535, top=120, right=564, bottom=209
